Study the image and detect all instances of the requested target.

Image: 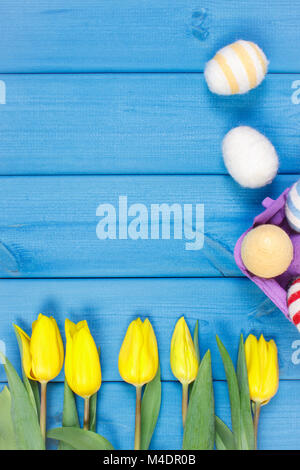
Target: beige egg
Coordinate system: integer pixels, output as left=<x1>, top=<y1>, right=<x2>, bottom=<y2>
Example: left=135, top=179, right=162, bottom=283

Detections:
left=241, top=224, right=293, bottom=278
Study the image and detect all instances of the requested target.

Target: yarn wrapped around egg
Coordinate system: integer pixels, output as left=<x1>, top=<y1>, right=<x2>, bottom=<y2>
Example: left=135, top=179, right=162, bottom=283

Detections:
left=286, top=180, right=300, bottom=232
left=222, top=126, right=279, bottom=188
left=287, top=278, right=300, bottom=332
left=241, top=224, right=293, bottom=278
left=204, top=40, right=268, bottom=95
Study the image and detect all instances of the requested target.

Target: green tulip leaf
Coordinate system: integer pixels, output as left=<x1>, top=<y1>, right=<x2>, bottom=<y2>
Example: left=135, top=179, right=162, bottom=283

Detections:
left=27, top=379, right=40, bottom=418
left=183, top=350, right=214, bottom=450
left=14, top=325, right=40, bottom=418
left=215, top=416, right=236, bottom=450
left=193, top=320, right=200, bottom=364
left=89, top=346, right=101, bottom=434
left=90, top=391, right=98, bottom=433
left=61, top=380, right=80, bottom=428
left=140, top=362, right=161, bottom=450
left=216, top=336, right=241, bottom=450
left=59, top=380, right=80, bottom=450
left=189, top=320, right=200, bottom=395
left=0, top=353, right=44, bottom=450
left=48, top=427, right=114, bottom=450
left=0, top=386, right=17, bottom=450
left=237, top=334, right=255, bottom=450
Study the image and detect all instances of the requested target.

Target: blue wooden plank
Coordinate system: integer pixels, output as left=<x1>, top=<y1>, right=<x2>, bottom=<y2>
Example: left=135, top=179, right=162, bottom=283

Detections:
left=0, top=174, right=298, bottom=278
left=0, top=278, right=299, bottom=382
left=0, top=380, right=296, bottom=450
left=0, top=74, right=299, bottom=175
left=0, top=1, right=299, bottom=73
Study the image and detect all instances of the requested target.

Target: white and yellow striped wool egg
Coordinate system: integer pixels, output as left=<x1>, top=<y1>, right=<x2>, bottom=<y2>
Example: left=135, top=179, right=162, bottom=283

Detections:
left=204, top=40, right=268, bottom=95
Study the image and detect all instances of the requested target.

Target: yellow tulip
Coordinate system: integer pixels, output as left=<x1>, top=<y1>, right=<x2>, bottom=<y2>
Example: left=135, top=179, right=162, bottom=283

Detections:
left=65, top=319, right=101, bottom=399
left=170, top=316, right=199, bottom=385
left=14, top=314, right=64, bottom=383
left=119, top=317, right=158, bottom=450
left=14, top=314, right=64, bottom=441
left=245, top=334, right=279, bottom=405
left=118, top=318, right=158, bottom=387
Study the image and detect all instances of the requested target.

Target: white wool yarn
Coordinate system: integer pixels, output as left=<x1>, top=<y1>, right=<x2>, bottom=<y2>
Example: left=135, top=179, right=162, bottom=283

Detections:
left=204, top=40, right=268, bottom=95
left=285, top=180, right=300, bottom=232
left=222, top=126, right=279, bottom=188
left=287, top=278, right=300, bottom=331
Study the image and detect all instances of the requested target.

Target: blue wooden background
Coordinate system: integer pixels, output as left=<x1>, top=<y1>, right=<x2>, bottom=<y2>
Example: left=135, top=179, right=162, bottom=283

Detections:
left=0, top=0, right=300, bottom=450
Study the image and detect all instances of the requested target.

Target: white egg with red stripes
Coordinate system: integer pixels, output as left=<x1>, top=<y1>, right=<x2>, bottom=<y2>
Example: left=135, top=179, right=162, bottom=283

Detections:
left=204, top=40, right=268, bottom=95
left=287, top=278, right=300, bottom=332
left=286, top=180, right=300, bottom=232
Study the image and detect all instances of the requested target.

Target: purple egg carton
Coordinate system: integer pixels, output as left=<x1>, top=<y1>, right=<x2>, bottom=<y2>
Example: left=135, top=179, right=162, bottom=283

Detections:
left=234, top=188, right=300, bottom=322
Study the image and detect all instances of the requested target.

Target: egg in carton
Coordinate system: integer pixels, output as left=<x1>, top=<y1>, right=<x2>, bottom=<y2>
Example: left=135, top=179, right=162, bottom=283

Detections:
left=235, top=184, right=300, bottom=330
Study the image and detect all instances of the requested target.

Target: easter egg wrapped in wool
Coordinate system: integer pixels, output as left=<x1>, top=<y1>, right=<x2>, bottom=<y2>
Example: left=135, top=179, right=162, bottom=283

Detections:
left=222, top=126, right=279, bottom=188
left=285, top=180, right=300, bottom=232
left=287, top=278, right=300, bottom=332
left=241, top=224, right=293, bottom=278
left=204, top=40, right=268, bottom=95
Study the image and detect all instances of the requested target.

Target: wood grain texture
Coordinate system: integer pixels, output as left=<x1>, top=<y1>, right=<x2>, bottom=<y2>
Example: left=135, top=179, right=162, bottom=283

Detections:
left=0, top=0, right=299, bottom=73
left=0, top=278, right=298, bottom=383
left=0, top=174, right=298, bottom=278
left=0, top=73, right=299, bottom=175
left=1, top=0, right=299, bottom=451
left=0, top=380, right=295, bottom=450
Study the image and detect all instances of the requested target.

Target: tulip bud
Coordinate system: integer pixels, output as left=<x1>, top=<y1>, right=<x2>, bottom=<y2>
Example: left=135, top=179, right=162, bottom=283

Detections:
left=65, top=319, right=101, bottom=398
left=170, top=317, right=199, bottom=385
left=118, top=318, right=158, bottom=387
left=245, top=334, right=279, bottom=405
left=14, top=314, right=64, bottom=383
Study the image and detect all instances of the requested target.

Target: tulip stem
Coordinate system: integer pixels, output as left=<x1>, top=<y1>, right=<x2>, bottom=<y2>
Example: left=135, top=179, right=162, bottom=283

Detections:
left=134, top=386, right=142, bottom=450
left=40, top=382, right=47, bottom=442
left=83, top=397, right=90, bottom=430
left=253, top=401, right=261, bottom=450
left=182, top=383, right=188, bottom=427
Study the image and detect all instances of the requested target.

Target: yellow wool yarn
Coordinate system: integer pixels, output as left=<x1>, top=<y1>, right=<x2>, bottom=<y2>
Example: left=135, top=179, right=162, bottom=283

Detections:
left=204, top=40, right=268, bottom=95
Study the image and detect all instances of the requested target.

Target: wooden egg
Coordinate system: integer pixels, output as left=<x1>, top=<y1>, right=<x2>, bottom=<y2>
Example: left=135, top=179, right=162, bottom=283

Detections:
left=241, top=224, right=293, bottom=278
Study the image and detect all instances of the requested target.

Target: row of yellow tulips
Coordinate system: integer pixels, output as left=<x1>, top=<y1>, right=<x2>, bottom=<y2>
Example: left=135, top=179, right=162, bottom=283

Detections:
left=14, top=313, right=279, bottom=448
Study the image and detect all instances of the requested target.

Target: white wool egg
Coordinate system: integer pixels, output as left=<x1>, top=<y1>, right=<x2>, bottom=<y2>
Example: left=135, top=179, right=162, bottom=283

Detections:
left=204, top=40, right=268, bottom=95
left=222, top=126, right=279, bottom=188
left=285, top=180, right=300, bottom=232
